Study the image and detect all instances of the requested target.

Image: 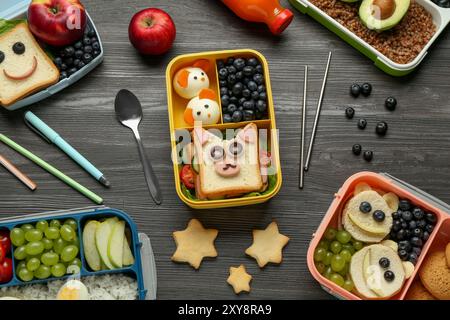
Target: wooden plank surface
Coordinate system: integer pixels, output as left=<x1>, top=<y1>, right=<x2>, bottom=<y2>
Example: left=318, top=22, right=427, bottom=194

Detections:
left=0, top=0, right=449, bottom=299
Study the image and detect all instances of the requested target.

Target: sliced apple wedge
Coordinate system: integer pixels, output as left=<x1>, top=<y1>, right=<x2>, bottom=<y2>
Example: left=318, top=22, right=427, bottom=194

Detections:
left=95, top=220, right=115, bottom=269
left=83, top=220, right=102, bottom=271
left=123, top=236, right=135, bottom=266
left=108, top=220, right=125, bottom=268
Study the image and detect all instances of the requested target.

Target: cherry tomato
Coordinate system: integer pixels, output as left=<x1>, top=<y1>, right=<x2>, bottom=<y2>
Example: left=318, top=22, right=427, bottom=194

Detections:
left=180, top=165, right=195, bottom=189
left=0, top=246, right=4, bottom=263
left=0, top=231, right=11, bottom=255
left=0, top=257, right=13, bottom=283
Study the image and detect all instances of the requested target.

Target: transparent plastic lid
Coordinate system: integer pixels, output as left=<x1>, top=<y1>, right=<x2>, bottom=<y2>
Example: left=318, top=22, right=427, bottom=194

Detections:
left=0, top=0, right=30, bottom=19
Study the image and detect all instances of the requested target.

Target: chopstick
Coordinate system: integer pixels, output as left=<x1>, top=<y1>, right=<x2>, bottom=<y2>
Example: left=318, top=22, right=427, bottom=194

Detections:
left=0, top=154, right=37, bottom=191
left=304, top=51, right=332, bottom=172
left=299, top=66, right=308, bottom=189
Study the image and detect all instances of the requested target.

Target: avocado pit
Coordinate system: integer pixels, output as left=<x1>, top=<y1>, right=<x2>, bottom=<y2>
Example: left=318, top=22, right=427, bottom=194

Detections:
left=371, top=0, right=396, bottom=20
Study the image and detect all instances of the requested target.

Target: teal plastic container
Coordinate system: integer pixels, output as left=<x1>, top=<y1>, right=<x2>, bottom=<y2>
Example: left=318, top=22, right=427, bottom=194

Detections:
left=289, top=0, right=450, bottom=76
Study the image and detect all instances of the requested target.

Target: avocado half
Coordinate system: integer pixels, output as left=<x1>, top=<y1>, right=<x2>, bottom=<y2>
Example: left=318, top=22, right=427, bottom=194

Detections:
left=359, top=0, right=411, bottom=31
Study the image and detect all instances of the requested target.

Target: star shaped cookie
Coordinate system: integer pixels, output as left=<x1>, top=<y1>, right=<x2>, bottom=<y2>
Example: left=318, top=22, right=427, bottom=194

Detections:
left=245, top=221, right=289, bottom=268
left=172, top=219, right=219, bottom=269
left=227, top=265, right=252, bottom=294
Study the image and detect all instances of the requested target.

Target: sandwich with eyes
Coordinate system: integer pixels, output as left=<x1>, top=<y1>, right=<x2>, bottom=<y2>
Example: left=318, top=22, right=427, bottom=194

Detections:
left=0, top=22, right=59, bottom=107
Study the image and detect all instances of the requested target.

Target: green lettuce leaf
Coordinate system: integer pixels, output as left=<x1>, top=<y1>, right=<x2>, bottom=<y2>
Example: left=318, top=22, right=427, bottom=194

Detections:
left=0, top=19, right=26, bottom=35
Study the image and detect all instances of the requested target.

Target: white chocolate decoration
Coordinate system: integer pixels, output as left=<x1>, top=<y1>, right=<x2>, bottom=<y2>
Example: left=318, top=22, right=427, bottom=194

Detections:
left=184, top=88, right=220, bottom=125
left=173, top=59, right=211, bottom=99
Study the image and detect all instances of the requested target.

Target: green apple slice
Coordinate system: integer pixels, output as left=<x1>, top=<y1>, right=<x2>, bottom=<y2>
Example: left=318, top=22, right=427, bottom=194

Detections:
left=83, top=220, right=102, bottom=271
left=108, top=220, right=125, bottom=268
left=95, top=220, right=115, bottom=269
left=122, top=236, right=135, bottom=266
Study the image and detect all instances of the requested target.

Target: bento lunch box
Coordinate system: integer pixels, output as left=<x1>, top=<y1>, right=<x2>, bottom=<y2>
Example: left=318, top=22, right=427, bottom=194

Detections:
left=0, top=0, right=104, bottom=111
left=289, top=0, right=450, bottom=76
left=166, top=49, right=282, bottom=209
left=0, top=206, right=157, bottom=300
left=307, top=171, right=450, bottom=300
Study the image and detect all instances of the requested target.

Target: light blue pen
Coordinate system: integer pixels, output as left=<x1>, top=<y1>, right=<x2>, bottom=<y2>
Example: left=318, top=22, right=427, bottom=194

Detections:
left=24, top=111, right=110, bottom=188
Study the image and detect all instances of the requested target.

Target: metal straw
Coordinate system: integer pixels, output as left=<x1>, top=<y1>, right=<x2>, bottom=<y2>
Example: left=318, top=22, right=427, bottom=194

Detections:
left=304, top=51, right=332, bottom=172
left=299, top=66, right=308, bottom=189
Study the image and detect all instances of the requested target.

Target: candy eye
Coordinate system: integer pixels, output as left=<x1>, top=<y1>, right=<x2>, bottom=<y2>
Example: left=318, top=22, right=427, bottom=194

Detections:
left=194, top=76, right=198, bottom=80
left=13, top=42, right=25, bottom=55
left=201, top=72, right=205, bottom=76
left=229, top=141, right=243, bottom=156
left=204, top=104, right=209, bottom=109
left=0, top=51, right=4, bottom=64
left=210, top=145, right=224, bottom=161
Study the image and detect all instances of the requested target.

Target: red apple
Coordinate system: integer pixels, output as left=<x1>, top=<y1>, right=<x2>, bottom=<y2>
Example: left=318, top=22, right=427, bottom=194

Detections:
left=28, top=0, right=87, bottom=47
left=129, top=8, right=176, bottom=55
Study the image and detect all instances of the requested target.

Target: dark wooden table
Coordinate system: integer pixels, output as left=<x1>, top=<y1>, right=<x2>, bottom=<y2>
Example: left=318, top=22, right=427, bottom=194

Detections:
left=0, top=0, right=449, bottom=300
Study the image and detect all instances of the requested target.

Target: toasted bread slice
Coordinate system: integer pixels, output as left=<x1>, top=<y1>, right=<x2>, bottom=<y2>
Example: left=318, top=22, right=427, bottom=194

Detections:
left=194, top=123, right=263, bottom=199
left=0, top=23, right=59, bottom=107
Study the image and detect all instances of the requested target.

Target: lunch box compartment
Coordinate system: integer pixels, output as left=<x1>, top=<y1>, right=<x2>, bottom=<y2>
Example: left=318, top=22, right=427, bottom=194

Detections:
left=0, top=0, right=104, bottom=111
left=288, top=0, right=450, bottom=76
left=307, top=171, right=448, bottom=300
left=166, top=49, right=282, bottom=209
left=0, top=207, right=157, bottom=300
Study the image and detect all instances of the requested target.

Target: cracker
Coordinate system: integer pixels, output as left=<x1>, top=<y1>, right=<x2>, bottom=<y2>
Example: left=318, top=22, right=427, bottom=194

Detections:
left=405, top=280, right=436, bottom=300
left=419, top=251, right=450, bottom=300
left=245, top=221, right=289, bottom=268
left=446, top=243, right=450, bottom=268
left=227, top=265, right=252, bottom=294
left=171, top=219, right=218, bottom=269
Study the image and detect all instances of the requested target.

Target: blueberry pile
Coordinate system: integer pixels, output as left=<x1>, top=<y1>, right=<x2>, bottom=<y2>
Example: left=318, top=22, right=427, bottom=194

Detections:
left=217, top=57, right=268, bottom=123
left=52, top=28, right=101, bottom=81
left=432, top=0, right=450, bottom=8
left=389, top=199, right=437, bottom=265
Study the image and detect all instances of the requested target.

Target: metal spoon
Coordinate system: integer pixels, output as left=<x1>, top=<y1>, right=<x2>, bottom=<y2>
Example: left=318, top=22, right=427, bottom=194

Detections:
left=115, top=89, right=162, bottom=205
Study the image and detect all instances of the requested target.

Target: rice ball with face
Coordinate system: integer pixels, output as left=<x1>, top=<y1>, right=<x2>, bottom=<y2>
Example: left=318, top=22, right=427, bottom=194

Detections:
left=173, top=59, right=210, bottom=99
left=184, top=88, right=220, bottom=126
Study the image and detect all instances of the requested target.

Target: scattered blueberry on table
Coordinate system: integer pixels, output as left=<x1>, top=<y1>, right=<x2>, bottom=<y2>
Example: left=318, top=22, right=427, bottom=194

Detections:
left=345, top=107, right=355, bottom=119
left=357, top=118, right=367, bottom=129
left=385, top=97, right=397, bottom=111
left=375, top=121, right=388, bottom=136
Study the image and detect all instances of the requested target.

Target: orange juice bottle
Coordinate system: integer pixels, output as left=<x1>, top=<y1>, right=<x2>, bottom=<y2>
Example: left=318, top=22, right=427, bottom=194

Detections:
left=222, top=0, right=294, bottom=35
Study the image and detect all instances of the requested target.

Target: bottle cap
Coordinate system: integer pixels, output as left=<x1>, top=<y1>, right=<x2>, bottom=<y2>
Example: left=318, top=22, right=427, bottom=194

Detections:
left=269, top=9, right=294, bottom=35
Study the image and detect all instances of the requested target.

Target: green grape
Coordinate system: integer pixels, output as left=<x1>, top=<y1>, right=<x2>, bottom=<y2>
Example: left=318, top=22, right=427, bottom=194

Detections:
left=323, top=266, right=333, bottom=279
left=25, top=229, right=43, bottom=242
left=343, top=279, right=354, bottom=291
left=61, top=245, right=78, bottom=262
left=41, top=252, right=59, bottom=266
left=18, top=268, right=34, bottom=282
left=49, top=220, right=61, bottom=228
left=20, top=224, right=34, bottom=233
left=330, top=273, right=345, bottom=287
left=14, top=245, right=27, bottom=260
left=53, top=238, right=67, bottom=254
left=26, top=257, right=40, bottom=272
left=314, top=248, right=326, bottom=262
left=342, top=243, right=355, bottom=255
left=323, top=251, right=333, bottom=266
left=16, top=261, right=26, bottom=270
left=330, top=241, right=342, bottom=254
left=68, top=258, right=82, bottom=268
left=44, top=227, right=60, bottom=240
left=42, top=238, right=53, bottom=250
left=336, top=230, right=352, bottom=244
left=70, top=236, right=80, bottom=248
left=315, top=262, right=326, bottom=275
left=25, top=241, right=44, bottom=256
left=353, top=240, right=364, bottom=251
left=60, top=225, right=75, bottom=242
left=64, top=219, right=78, bottom=231
left=10, top=228, right=25, bottom=247
left=338, top=263, right=349, bottom=277
left=51, top=263, right=66, bottom=277
left=340, top=249, right=352, bottom=263
left=317, top=240, right=329, bottom=250
left=331, top=254, right=345, bottom=272
left=34, top=265, right=51, bottom=280
left=324, top=228, right=337, bottom=241
left=36, top=220, right=49, bottom=232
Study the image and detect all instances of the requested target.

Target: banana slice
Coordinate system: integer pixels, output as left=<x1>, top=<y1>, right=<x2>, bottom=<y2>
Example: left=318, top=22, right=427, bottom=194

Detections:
left=354, top=182, right=372, bottom=195
left=383, top=192, right=399, bottom=212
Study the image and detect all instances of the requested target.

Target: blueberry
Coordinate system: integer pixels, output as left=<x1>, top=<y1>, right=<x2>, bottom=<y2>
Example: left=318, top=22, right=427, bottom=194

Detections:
left=221, top=95, right=230, bottom=107
left=363, top=150, right=373, bottom=162
left=397, top=229, right=406, bottom=241
left=345, top=107, right=355, bottom=119
left=243, top=66, right=255, bottom=76
left=405, top=229, right=412, bottom=238
left=59, top=71, right=68, bottom=80
left=422, top=231, right=430, bottom=241
left=253, top=74, right=264, bottom=85
left=385, top=97, right=397, bottom=111
left=256, top=100, right=267, bottom=112
left=417, top=219, right=427, bottom=229
left=411, top=247, right=421, bottom=256
left=227, top=104, right=237, bottom=114
left=238, top=97, right=246, bottom=106
left=255, top=110, right=264, bottom=120
left=412, top=208, right=424, bottom=220
left=361, top=83, right=372, bottom=96
left=399, top=199, right=411, bottom=211
left=247, top=81, right=257, bottom=92
left=392, top=220, right=402, bottom=231
left=232, top=83, right=244, bottom=96
left=259, top=92, right=267, bottom=101
left=60, top=63, right=68, bottom=71
left=217, top=60, right=225, bottom=69
left=357, top=118, right=367, bottom=129
left=54, top=57, right=63, bottom=67
left=0, top=51, right=5, bottom=63
left=90, top=37, right=98, bottom=44
left=247, top=58, right=258, bottom=67
left=235, top=71, right=243, bottom=80
left=401, top=211, right=413, bottom=222
left=83, top=37, right=91, bottom=46
left=230, top=96, right=238, bottom=105
left=242, top=89, right=251, bottom=98
left=227, top=74, right=237, bottom=85
left=74, top=41, right=83, bottom=50
left=359, top=201, right=372, bottom=213
left=243, top=100, right=255, bottom=110
left=74, top=50, right=84, bottom=59
left=412, top=228, right=423, bottom=238
left=384, top=270, right=395, bottom=282
left=84, top=45, right=93, bottom=54
left=257, top=85, right=266, bottom=93
left=233, top=58, right=246, bottom=71
left=78, top=61, right=86, bottom=69
left=392, top=211, right=401, bottom=220
left=68, top=67, right=77, bottom=76
left=255, top=64, right=263, bottom=73
left=232, top=110, right=243, bottom=122
left=408, top=220, right=417, bottom=230
left=220, top=80, right=227, bottom=87
left=64, top=57, right=73, bottom=66
left=226, top=57, right=235, bottom=66
left=352, top=144, right=362, bottom=156
left=92, top=42, right=100, bottom=51
left=373, top=210, right=385, bottom=222
left=375, top=121, right=388, bottom=136
left=425, top=224, right=434, bottom=233
left=243, top=77, right=251, bottom=85
left=251, top=91, right=259, bottom=100
left=64, top=46, right=75, bottom=57
left=87, top=29, right=96, bottom=38
left=243, top=109, right=254, bottom=121
left=350, top=84, right=361, bottom=97
left=425, top=213, right=436, bottom=225
left=227, top=65, right=237, bottom=74
left=82, top=53, right=93, bottom=64
left=398, top=241, right=411, bottom=252
left=398, top=249, right=408, bottom=261
left=218, top=68, right=228, bottom=79
left=408, top=252, right=418, bottom=265
left=220, top=87, right=228, bottom=96
left=410, top=237, right=423, bottom=247
left=401, top=221, right=408, bottom=229
left=379, top=257, right=390, bottom=268
left=223, top=114, right=232, bottom=123
left=73, top=59, right=81, bottom=67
